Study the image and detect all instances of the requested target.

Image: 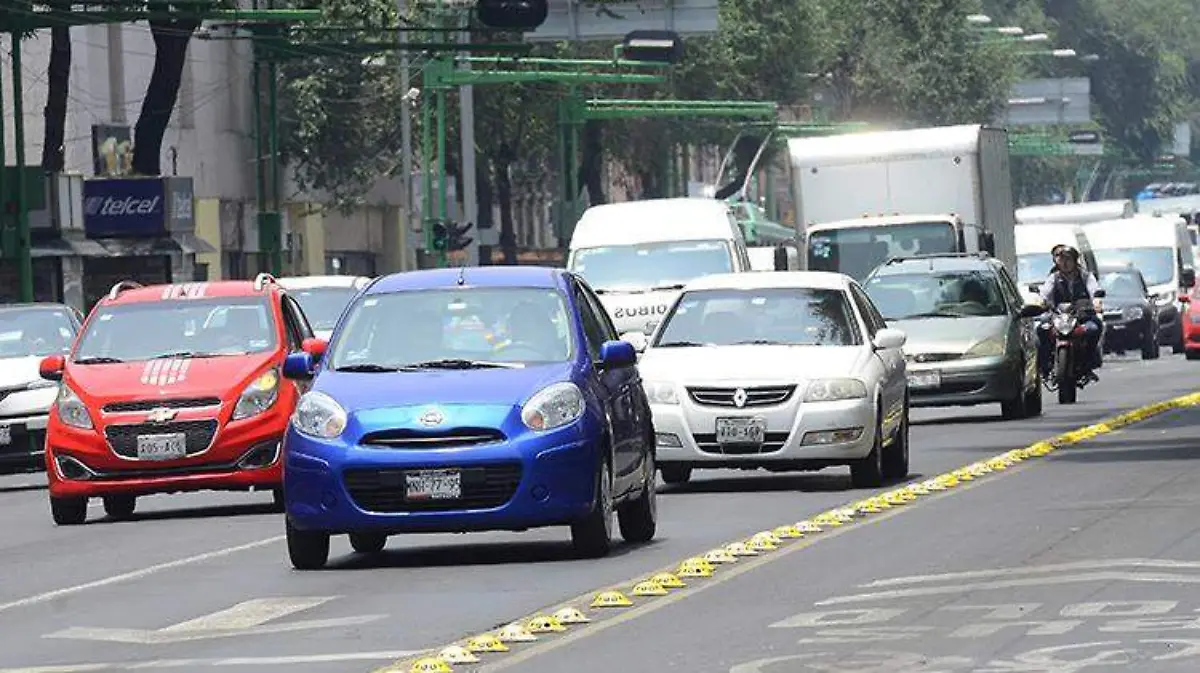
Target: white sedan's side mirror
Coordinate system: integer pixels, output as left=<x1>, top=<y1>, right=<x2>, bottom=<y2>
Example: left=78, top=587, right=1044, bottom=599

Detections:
left=873, top=327, right=906, bottom=350
left=620, top=331, right=649, bottom=352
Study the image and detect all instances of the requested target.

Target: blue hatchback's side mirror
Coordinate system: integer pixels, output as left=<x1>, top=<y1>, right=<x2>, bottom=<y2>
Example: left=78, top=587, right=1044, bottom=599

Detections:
left=283, top=352, right=316, bottom=380
left=599, top=340, right=637, bottom=368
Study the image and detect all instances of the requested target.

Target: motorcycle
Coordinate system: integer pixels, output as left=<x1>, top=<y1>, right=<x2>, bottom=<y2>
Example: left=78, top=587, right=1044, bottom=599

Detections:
left=1026, top=290, right=1105, bottom=404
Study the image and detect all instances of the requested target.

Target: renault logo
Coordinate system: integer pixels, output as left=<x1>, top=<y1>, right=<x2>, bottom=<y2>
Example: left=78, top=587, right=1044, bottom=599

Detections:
left=146, top=407, right=177, bottom=423
left=418, top=408, right=445, bottom=427
left=732, top=388, right=748, bottom=408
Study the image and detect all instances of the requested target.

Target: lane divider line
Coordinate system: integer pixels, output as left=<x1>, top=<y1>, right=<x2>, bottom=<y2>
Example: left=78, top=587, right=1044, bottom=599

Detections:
left=382, top=391, right=1200, bottom=673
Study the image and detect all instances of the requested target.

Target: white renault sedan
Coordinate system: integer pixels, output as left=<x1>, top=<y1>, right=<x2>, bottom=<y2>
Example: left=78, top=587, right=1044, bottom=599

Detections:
left=638, top=271, right=910, bottom=488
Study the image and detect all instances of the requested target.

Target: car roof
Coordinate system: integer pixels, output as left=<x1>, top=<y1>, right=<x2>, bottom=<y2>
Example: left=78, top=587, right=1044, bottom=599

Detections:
left=570, top=198, right=739, bottom=248
left=0, top=302, right=75, bottom=312
left=683, top=271, right=853, bottom=293
left=870, top=254, right=1001, bottom=276
left=103, top=280, right=273, bottom=305
left=366, top=266, right=566, bottom=294
left=276, top=275, right=371, bottom=290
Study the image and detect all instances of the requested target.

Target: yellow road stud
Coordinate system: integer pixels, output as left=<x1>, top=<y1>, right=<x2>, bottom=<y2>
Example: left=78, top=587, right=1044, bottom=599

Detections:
left=677, top=558, right=714, bottom=577
left=813, top=514, right=843, bottom=527
left=525, top=615, right=567, bottom=633
left=465, top=634, right=509, bottom=653
left=590, top=590, right=633, bottom=608
left=773, top=525, right=804, bottom=539
left=650, top=572, right=686, bottom=588
left=795, top=520, right=822, bottom=533
left=905, top=484, right=929, bottom=496
left=632, top=580, right=669, bottom=596
left=724, top=542, right=758, bottom=557
left=745, top=537, right=777, bottom=552
left=551, top=607, right=590, bottom=624
left=496, top=623, right=538, bottom=642
left=704, top=548, right=737, bottom=564
left=922, top=479, right=946, bottom=491
left=438, top=646, right=479, bottom=664
left=409, top=657, right=452, bottom=673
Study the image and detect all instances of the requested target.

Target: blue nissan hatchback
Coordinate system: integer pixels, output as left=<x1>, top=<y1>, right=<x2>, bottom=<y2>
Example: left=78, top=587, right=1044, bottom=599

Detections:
left=280, top=267, right=658, bottom=569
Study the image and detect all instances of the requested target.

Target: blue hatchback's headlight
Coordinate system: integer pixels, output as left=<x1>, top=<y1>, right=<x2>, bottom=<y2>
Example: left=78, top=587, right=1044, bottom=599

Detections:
left=521, top=382, right=585, bottom=432
left=292, top=391, right=348, bottom=439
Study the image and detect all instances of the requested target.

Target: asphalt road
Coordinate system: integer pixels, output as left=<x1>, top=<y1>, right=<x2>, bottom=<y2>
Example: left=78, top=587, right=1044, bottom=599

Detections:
left=506, top=383, right=1200, bottom=673
left=0, top=352, right=1196, bottom=673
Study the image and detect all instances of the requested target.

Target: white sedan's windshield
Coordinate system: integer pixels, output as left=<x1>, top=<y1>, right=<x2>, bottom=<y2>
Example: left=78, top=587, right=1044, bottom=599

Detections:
left=569, top=240, right=734, bottom=293
left=864, top=270, right=1008, bottom=320
left=653, top=287, right=862, bottom=347
left=0, top=307, right=77, bottom=359
left=73, top=298, right=276, bottom=363
left=331, top=287, right=574, bottom=369
left=290, top=287, right=357, bottom=330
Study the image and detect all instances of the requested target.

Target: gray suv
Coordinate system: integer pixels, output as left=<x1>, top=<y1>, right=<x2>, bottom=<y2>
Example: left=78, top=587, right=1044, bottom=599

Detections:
left=862, top=253, right=1042, bottom=419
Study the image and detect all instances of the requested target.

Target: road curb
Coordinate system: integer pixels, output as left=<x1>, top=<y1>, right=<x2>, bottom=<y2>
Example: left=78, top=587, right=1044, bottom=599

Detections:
left=385, top=390, right=1200, bottom=673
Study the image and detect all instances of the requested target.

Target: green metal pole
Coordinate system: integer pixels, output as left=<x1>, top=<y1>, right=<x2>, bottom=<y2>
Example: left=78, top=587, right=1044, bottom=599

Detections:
left=435, top=6, right=448, bottom=268
left=12, top=34, right=32, bottom=302
left=680, top=143, right=690, bottom=195
left=252, top=62, right=266, bottom=217
left=0, top=40, right=7, bottom=264
left=421, top=69, right=433, bottom=260
left=567, top=111, right=580, bottom=235
left=267, top=60, right=282, bottom=275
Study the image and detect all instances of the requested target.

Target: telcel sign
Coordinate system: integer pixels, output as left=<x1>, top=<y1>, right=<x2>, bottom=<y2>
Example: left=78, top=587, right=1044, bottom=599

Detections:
left=82, top=177, right=192, bottom=238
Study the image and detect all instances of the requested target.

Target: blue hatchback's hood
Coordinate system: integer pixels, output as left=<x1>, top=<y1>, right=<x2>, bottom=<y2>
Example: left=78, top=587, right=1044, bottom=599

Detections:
left=314, top=361, right=577, bottom=412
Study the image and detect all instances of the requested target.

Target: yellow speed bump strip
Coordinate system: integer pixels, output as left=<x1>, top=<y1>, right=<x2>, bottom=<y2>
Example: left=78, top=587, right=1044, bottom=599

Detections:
left=382, top=390, right=1200, bottom=673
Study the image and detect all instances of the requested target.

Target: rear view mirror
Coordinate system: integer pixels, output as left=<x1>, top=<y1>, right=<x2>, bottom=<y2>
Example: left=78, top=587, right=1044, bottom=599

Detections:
left=39, top=354, right=65, bottom=382
left=1027, top=283, right=1041, bottom=294
left=1019, top=304, right=1046, bottom=318
left=872, top=327, right=906, bottom=350
left=1183, top=268, right=1196, bottom=288
left=1093, top=289, right=1106, bottom=299
left=1181, top=294, right=1192, bottom=304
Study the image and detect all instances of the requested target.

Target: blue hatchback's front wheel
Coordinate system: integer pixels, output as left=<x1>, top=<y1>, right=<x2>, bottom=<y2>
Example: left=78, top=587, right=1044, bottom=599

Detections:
left=287, top=518, right=330, bottom=570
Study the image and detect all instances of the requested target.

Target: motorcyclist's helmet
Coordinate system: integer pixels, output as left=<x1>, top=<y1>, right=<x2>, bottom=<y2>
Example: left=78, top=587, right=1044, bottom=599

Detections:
left=1052, top=244, right=1080, bottom=262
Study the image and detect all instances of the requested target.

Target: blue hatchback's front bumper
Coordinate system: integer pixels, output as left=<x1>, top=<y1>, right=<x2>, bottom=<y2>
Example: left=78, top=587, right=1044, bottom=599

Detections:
left=283, top=417, right=601, bottom=535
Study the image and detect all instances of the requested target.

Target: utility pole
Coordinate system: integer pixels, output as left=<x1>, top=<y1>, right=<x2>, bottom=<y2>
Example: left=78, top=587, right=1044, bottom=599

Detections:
left=458, top=26, right=480, bottom=266
left=399, top=50, right=414, bottom=271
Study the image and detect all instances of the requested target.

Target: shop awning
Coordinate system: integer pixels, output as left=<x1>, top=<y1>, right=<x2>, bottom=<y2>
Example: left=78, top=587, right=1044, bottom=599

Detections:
left=170, top=232, right=218, bottom=254
left=93, top=233, right=218, bottom=256
left=30, top=237, right=115, bottom=258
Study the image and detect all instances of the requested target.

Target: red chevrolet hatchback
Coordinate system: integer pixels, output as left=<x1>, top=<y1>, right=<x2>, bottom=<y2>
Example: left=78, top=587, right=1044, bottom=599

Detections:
left=39, top=274, right=318, bottom=525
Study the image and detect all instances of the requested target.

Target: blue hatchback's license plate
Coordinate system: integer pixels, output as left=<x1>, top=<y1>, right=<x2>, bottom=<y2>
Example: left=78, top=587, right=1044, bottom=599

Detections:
left=405, top=469, right=462, bottom=500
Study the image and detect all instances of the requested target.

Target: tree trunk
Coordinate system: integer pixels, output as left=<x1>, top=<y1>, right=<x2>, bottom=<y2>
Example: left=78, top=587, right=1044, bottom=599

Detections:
left=41, top=23, right=71, bottom=173
left=494, top=160, right=517, bottom=265
left=131, top=19, right=200, bottom=176
left=575, top=120, right=606, bottom=205
left=474, top=160, right=494, bottom=265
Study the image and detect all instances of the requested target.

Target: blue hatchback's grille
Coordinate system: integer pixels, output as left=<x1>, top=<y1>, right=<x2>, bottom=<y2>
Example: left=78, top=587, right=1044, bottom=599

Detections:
left=358, top=427, right=505, bottom=450
left=342, top=462, right=522, bottom=512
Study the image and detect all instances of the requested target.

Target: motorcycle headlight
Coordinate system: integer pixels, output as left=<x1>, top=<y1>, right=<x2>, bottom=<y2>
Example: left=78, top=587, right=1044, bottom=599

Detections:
left=292, top=391, right=347, bottom=439
left=1053, top=314, right=1076, bottom=333
left=232, top=368, right=281, bottom=421
left=55, top=384, right=93, bottom=430
left=964, top=335, right=1006, bottom=358
left=804, top=378, right=867, bottom=402
left=521, top=382, right=585, bottom=432
left=643, top=381, right=678, bottom=405
left=1122, top=306, right=1142, bottom=321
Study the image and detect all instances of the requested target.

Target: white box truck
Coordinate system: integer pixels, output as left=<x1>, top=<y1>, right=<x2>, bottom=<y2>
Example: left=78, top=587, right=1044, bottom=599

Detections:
left=787, top=124, right=1016, bottom=280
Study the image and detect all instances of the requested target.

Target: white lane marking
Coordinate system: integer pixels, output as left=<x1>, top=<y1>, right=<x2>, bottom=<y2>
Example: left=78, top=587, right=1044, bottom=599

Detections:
left=859, top=558, right=1200, bottom=588
left=0, top=651, right=420, bottom=673
left=817, top=571, right=1200, bottom=606
left=0, top=536, right=284, bottom=615
left=160, top=597, right=337, bottom=633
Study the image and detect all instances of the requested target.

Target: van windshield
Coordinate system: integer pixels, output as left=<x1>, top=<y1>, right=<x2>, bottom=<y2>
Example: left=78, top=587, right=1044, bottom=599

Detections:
left=1093, top=247, right=1175, bottom=286
left=569, top=240, right=734, bottom=293
left=807, top=221, right=957, bottom=281
left=1017, top=253, right=1053, bottom=285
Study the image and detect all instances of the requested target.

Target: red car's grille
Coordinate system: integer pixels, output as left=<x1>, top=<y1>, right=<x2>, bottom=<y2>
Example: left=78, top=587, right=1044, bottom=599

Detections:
left=104, top=420, right=220, bottom=459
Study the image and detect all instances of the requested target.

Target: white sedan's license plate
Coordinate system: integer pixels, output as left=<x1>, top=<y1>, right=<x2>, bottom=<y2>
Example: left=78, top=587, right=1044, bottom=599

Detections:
left=908, top=371, right=941, bottom=389
left=405, top=469, right=462, bottom=500
left=136, top=433, right=187, bottom=461
left=715, top=417, right=766, bottom=445
left=0, top=425, right=10, bottom=446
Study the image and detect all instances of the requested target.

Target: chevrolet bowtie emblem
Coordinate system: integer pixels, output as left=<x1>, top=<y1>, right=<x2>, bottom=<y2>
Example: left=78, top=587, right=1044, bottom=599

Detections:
left=146, top=407, right=178, bottom=423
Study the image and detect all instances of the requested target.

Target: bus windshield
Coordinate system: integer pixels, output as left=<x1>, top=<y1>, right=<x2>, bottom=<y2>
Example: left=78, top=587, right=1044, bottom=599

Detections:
left=807, top=221, right=957, bottom=281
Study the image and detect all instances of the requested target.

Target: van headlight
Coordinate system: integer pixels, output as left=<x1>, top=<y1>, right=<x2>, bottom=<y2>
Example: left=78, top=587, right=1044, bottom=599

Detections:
left=643, top=381, right=678, bottom=405
left=232, top=368, right=281, bottom=421
left=292, top=391, right=347, bottom=439
left=55, top=384, right=93, bottom=430
left=964, top=335, right=1006, bottom=358
left=521, top=382, right=585, bottom=431
left=804, top=378, right=867, bottom=402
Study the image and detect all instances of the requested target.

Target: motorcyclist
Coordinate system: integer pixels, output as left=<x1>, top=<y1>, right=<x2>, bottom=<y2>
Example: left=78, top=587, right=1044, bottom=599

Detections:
left=1036, top=244, right=1103, bottom=380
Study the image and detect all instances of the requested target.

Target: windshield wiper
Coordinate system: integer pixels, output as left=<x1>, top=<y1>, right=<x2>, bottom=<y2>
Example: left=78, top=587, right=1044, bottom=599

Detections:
left=74, top=356, right=123, bottom=365
left=656, top=341, right=705, bottom=348
left=904, top=311, right=966, bottom=319
left=649, top=283, right=685, bottom=292
left=335, top=363, right=401, bottom=373
left=401, top=358, right=521, bottom=370
left=149, top=351, right=224, bottom=360
left=734, top=339, right=790, bottom=346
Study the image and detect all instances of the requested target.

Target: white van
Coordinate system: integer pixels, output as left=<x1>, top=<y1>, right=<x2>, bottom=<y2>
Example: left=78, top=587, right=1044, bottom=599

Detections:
left=1083, top=216, right=1197, bottom=352
left=567, top=198, right=753, bottom=336
left=747, top=245, right=799, bottom=271
left=1016, top=199, right=1134, bottom=225
left=1015, top=223, right=1099, bottom=302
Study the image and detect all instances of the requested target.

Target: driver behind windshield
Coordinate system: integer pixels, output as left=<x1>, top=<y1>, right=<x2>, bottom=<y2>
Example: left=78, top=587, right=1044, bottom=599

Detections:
left=499, top=301, right=567, bottom=360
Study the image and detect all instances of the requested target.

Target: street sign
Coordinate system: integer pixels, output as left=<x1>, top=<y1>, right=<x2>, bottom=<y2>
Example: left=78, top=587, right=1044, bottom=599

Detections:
left=523, top=0, right=718, bottom=42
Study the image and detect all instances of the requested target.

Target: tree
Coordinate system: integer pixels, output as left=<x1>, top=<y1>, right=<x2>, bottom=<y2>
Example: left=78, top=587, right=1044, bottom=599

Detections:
left=275, top=0, right=406, bottom=209
left=130, top=8, right=205, bottom=175
left=41, top=0, right=71, bottom=173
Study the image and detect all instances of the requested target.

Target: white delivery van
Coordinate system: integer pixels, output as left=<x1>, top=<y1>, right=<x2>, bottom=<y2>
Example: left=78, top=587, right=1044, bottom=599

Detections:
left=1083, top=215, right=1197, bottom=352
left=788, top=124, right=1016, bottom=280
left=747, top=245, right=799, bottom=271
left=1016, top=199, right=1134, bottom=225
left=1015, top=223, right=1100, bottom=303
left=566, top=197, right=753, bottom=336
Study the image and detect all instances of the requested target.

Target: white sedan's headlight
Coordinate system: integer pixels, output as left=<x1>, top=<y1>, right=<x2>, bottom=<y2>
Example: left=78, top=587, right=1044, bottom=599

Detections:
left=232, top=368, right=281, bottom=421
left=964, top=335, right=1006, bottom=358
left=521, top=382, right=585, bottom=431
left=55, top=384, right=93, bottom=430
left=804, top=378, right=867, bottom=402
left=642, top=381, right=678, bottom=405
left=292, top=391, right=347, bottom=439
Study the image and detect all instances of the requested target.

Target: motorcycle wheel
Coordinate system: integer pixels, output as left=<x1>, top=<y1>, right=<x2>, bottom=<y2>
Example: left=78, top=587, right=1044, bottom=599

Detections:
left=1055, top=346, right=1077, bottom=404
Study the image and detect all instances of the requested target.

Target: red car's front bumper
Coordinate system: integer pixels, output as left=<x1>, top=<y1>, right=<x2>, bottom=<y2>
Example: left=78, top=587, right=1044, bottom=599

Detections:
left=46, top=409, right=287, bottom=498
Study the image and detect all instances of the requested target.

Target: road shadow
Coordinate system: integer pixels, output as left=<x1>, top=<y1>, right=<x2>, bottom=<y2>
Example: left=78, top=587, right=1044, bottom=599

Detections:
left=0, top=482, right=46, bottom=494
left=324, top=536, right=659, bottom=570
left=91, top=501, right=280, bottom=524
left=661, top=472, right=931, bottom=496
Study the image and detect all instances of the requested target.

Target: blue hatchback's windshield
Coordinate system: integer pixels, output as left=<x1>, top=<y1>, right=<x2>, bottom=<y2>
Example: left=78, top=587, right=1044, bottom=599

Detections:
left=331, top=287, right=575, bottom=369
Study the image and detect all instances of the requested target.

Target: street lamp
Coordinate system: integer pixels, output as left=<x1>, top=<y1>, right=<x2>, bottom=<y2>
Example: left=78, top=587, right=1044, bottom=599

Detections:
left=997, top=26, right=1024, bottom=35
left=1021, top=33, right=1049, bottom=42
left=967, top=14, right=992, bottom=24
left=1052, top=48, right=1077, bottom=58
left=1079, top=54, right=1101, bottom=62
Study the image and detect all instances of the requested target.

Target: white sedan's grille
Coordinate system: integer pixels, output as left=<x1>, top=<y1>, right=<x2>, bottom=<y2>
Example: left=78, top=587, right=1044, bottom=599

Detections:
left=686, top=385, right=796, bottom=408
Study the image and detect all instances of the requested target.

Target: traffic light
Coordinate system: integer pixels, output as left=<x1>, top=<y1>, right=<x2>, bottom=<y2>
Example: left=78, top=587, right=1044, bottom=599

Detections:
left=476, top=0, right=548, bottom=30
left=447, top=221, right=474, bottom=251
left=430, top=221, right=449, bottom=251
